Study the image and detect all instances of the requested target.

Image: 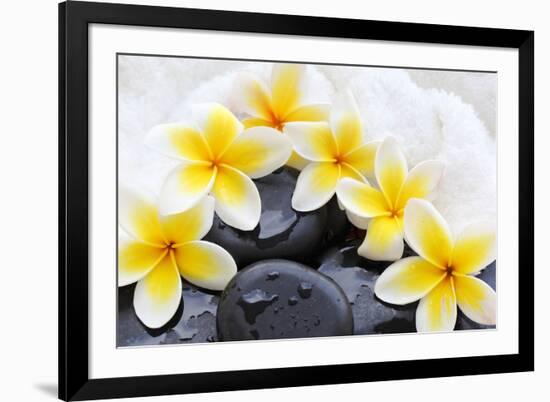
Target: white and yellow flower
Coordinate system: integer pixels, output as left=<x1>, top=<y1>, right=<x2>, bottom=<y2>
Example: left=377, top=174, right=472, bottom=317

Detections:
left=118, top=189, right=237, bottom=328
left=284, top=91, right=380, bottom=212
left=375, top=199, right=497, bottom=332
left=233, top=63, right=330, bottom=169
left=147, top=103, right=292, bottom=230
left=336, top=137, right=445, bottom=261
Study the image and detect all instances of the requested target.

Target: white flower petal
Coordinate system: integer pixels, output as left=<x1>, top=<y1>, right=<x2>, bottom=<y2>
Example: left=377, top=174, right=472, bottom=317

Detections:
left=416, top=276, right=457, bottom=332
left=375, top=256, right=446, bottom=305
left=158, top=163, right=217, bottom=216
left=346, top=210, right=370, bottom=230
left=133, top=254, right=182, bottom=329
left=330, top=90, right=363, bottom=156
left=284, top=103, right=330, bottom=123
left=211, top=165, right=261, bottom=230
left=292, top=162, right=340, bottom=212
left=174, top=241, right=237, bottom=291
left=454, top=274, right=497, bottom=325
left=145, top=123, right=211, bottom=162
left=343, top=141, right=380, bottom=178
left=118, top=231, right=166, bottom=287
left=118, top=187, right=165, bottom=245
left=358, top=216, right=405, bottom=261
left=232, top=72, right=273, bottom=120
left=404, top=199, right=453, bottom=269
left=191, top=103, right=243, bottom=158
left=336, top=177, right=389, bottom=218
left=396, top=160, right=445, bottom=210
left=271, top=63, right=306, bottom=119
left=284, top=122, right=337, bottom=162
left=451, top=222, right=497, bottom=275
left=286, top=151, right=310, bottom=170
left=375, top=137, right=408, bottom=209
left=221, top=126, right=292, bottom=179
left=160, top=196, right=215, bottom=244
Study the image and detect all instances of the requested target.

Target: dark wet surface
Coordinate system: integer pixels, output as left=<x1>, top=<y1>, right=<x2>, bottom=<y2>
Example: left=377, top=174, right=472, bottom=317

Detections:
left=217, top=259, right=354, bottom=341
left=323, top=196, right=351, bottom=246
left=318, top=242, right=497, bottom=333
left=204, top=167, right=328, bottom=268
left=318, top=241, right=417, bottom=335
left=117, top=281, right=219, bottom=347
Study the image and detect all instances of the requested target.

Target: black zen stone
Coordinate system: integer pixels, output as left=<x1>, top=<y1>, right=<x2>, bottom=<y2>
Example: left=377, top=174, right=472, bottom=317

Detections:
left=117, top=281, right=220, bottom=347
left=456, top=261, right=496, bottom=331
left=204, top=167, right=328, bottom=268
left=317, top=240, right=417, bottom=335
left=323, top=196, right=351, bottom=246
left=216, top=259, right=353, bottom=341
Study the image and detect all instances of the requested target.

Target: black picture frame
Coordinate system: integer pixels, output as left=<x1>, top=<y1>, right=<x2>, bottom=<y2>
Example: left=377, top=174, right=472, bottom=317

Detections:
left=59, top=1, right=534, bottom=400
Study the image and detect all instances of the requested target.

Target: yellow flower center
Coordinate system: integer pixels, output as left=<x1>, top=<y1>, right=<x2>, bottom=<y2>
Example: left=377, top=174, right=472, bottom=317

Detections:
left=164, top=241, right=177, bottom=250
left=266, top=109, right=285, bottom=131
left=271, top=118, right=285, bottom=131
left=388, top=208, right=403, bottom=220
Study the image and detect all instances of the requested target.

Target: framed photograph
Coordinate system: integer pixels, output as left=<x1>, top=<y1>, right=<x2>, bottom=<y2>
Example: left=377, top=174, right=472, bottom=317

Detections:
left=59, top=1, right=534, bottom=400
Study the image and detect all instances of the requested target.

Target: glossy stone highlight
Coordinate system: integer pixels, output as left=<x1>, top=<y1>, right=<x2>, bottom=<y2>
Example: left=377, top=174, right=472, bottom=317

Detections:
left=204, top=167, right=328, bottom=268
left=317, top=241, right=417, bottom=335
left=217, top=259, right=354, bottom=341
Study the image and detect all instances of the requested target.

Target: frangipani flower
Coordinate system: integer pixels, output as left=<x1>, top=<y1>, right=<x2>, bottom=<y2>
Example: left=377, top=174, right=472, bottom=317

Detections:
left=285, top=92, right=380, bottom=212
left=147, top=103, right=292, bottom=230
left=375, top=199, right=497, bottom=332
left=336, top=137, right=445, bottom=261
left=233, top=64, right=330, bottom=169
left=118, top=189, right=237, bottom=328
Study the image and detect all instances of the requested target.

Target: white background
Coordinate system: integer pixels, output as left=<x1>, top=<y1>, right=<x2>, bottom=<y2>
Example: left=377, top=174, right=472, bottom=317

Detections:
left=0, top=0, right=545, bottom=401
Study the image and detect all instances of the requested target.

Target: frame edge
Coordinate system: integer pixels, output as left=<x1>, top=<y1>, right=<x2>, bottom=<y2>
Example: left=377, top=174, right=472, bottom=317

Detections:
left=59, top=1, right=535, bottom=400
left=58, top=2, right=67, bottom=400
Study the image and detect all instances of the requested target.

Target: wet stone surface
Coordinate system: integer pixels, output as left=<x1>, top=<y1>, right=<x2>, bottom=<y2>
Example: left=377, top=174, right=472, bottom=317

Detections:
left=217, top=259, right=354, bottom=341
left=117, top=281, right=219, bottom=346
left=456, top=261, right=496, bottom=331
left=319, top=242, right=497, bottom=333
left=323, top=196, right=351, bottom=246
left=317, top=241, right=417, bottom=335
left=204, top=167, right=328, bottom=268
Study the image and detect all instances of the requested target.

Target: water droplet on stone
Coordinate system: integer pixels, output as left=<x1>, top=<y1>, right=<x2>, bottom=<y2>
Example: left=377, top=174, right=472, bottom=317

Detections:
left=288, top=296, right=298, bottom=306
left=267, top=271, right=280, bottom=281
left=237, top=289, right=279, bottom=324
left=217, top=259, right=353, bottom=341
left=297, top=282, right=313, bottom=299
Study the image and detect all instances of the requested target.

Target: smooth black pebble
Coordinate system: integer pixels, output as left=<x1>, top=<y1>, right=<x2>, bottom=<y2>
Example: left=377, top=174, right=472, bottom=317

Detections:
left=456, top=261, right=496, bottom=330
left=217, top=259, right=354, bottom=341
left=318, top=241, right=417, bottom=335
left=204, top=167, right=328, bottom=268
left=323, top=196, right=351, bottom=246
left=117, top=281, right=219, bottom=346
